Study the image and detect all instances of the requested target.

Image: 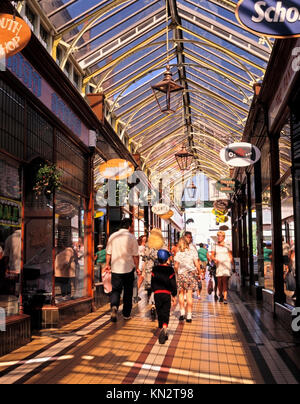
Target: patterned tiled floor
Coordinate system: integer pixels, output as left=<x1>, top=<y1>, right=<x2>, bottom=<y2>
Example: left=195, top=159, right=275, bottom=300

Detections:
left=0, top=288, right=299, bottom=385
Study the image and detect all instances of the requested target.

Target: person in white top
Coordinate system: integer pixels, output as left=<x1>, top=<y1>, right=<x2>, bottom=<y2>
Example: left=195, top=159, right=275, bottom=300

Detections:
left=174, top=238, right=201, bottom=323
left=211, top=231, right=234, bottom=304
left=184, top=232, right=198, bottom=255
left=104, top=219, right=140, bottom=322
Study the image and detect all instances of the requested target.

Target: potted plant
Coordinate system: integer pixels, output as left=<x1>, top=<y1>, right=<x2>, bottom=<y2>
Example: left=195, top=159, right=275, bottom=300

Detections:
left=33, top=164, right=62, bottom=199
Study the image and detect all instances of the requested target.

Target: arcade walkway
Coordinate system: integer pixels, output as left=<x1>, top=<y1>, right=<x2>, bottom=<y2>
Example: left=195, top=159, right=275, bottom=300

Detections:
left=0, top=290, right=299, bottom=385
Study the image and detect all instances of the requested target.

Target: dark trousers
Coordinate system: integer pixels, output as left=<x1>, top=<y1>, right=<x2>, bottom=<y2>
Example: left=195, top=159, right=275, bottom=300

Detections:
left=217, top=276, right=230, bottom=297
left=111, top=269, right=135, bottom=317
left=154, top=293, right=171, bottom=329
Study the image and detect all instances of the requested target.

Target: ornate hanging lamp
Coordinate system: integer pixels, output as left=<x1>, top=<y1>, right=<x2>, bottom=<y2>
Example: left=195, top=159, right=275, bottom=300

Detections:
left=151, top=1, right=184, bottom=115
left=186, top=180, right=197, bottom=199
left=175, top=145, right=194, bottom=171
left=151, top=65, right=184, bottom=115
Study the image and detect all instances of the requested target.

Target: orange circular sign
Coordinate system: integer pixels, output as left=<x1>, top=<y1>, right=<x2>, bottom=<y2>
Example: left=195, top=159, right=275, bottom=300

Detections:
left=0, top=14, right=32, bottom=58
left=99, top=159, right=135, bottom=180
left=160, top=210, right=174, bottom=220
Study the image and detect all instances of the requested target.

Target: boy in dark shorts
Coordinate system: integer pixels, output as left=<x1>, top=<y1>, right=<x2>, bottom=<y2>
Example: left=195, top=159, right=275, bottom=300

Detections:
left=151, top=249, right=177, bottom=344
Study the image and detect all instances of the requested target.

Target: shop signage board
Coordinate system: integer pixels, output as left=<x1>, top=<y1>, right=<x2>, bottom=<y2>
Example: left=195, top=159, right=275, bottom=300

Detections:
left=6, top=53, right=90, bottom=145
left=215, top=178, right=237, bottom=194
left=99, top=159, right=135, bottom=181
left=0, top=197, right=21, bottom=227
left=236, top=0, right=300, bottom=38
left=0, top=14, right=31, bottom=58
left=269, top=37, right=300, bottom=130
left=220, top=143, right=261, bottom=167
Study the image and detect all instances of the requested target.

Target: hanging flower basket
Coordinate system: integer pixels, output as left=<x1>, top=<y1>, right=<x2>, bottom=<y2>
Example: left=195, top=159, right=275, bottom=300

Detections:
left=33, top=164, right=62, bottom=199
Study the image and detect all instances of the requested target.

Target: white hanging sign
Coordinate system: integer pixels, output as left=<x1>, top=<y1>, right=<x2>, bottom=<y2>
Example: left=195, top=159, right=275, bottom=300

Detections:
left=220, top=143, right=261, bottom=167
left=152, top=203, right=170, bottom=216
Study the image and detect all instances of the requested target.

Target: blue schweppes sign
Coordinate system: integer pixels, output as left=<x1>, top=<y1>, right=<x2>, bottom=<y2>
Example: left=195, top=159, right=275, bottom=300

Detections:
left=236, top=0, right=300, bottom=38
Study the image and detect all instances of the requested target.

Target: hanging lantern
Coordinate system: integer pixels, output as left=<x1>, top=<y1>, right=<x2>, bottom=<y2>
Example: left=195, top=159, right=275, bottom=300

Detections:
left=253, top=82, right=262, bottom=97
left=151, top=65, right=184, bottom=115
left=186, top=181, right=197, bottom=199
left=175, top=145, right=194, bottom=171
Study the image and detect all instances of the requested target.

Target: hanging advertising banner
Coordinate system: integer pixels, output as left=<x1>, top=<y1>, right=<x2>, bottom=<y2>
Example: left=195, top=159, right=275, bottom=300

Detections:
left=0, top=197, right=21, bottom=227
left=98, top=159, right=135, bottom=181
left=236, top=0, right=300, bottom=38
left=0, top=14, right=32, bottom=58
left=220, top=143, right=261, bottom=167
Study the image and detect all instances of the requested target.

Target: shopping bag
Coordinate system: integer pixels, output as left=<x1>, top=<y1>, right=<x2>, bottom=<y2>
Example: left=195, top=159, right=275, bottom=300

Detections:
left=285, top=271, right=296, bottom=292
left=207, top=278, right=214, bottom=295
left=102, top=271, right=112, bottom=294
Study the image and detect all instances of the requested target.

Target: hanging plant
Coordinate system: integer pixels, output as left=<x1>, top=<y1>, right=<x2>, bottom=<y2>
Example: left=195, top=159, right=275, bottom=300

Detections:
left=33, top=164, right=62, bottom=198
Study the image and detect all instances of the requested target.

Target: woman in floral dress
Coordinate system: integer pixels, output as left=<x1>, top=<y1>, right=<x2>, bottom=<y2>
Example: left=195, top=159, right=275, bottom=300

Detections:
left=174, top=238, right=201, bottom=323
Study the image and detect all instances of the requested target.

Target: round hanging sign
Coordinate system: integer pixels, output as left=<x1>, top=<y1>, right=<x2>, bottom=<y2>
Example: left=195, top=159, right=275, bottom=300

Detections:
left=99, top=159, right=135, bottom=181
left=213, top=199, right=231, bottom=212
left=160, top=210, right=174, bottom=220
left=236, top=0, right=300, bottom=39
left=152, top=203, right=170, bottom=216
left=220, top=143, right=261, bottom=168
left=216, top=215, right=229, bottom=224
left=0, top=14, right=32, bottom=58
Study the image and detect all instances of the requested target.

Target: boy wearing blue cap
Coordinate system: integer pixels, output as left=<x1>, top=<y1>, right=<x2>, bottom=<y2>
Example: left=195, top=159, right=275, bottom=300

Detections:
left=151, top=249, right=177, bottom=344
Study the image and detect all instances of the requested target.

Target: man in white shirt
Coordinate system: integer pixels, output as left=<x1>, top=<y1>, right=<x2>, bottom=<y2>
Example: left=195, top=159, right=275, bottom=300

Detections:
left=104, top=219, right=140, bottom=322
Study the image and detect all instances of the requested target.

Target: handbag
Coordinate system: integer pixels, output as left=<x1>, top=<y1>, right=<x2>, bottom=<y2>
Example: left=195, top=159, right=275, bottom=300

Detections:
left=207, top=278, right=214, bottom=295
left=285, top=271, right=296, bottom=292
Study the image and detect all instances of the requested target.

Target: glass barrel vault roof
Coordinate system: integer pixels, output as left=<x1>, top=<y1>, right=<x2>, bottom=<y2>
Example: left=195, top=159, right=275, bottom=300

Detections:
left=37, top=0, right=272, bottom=182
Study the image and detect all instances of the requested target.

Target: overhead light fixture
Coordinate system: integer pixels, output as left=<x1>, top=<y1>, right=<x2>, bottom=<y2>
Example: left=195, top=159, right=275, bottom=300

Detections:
left=253, top=82, right=262, bottom=97
left=151, top=2, right=184, bottom=115
left=175, top=145, right=194, bottom=171
left=151, top=65, right=184, bottom=115
left=186, top=180, right=197, bottom=199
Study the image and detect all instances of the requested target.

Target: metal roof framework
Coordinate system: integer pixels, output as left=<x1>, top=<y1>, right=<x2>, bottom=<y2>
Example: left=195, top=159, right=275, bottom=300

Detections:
left=34, top=0, right=272, bottom=182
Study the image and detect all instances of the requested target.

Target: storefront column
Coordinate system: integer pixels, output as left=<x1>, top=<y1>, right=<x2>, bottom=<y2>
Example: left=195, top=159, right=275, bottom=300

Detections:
left=247, top=173, right=255, bottom=291
left=241, top=185, right=250, bottom=287
left=291, top=111, right=300, bottom=307
left=269, top=134, right=285, bottom=304
left=254, top=159, right=265, bottom=288
left=87, top=153, right=95, bottom=299
left=236, top=195, right=245, bottom=287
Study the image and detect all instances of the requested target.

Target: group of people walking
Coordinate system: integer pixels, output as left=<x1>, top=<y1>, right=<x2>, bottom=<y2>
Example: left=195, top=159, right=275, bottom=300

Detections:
left=103, top=219, right=234, bottom=345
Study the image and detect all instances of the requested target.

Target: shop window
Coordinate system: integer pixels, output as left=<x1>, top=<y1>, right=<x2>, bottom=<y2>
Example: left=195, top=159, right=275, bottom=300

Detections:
left=261, top=139, right=273, bottom=291
left=26, top=105, right=53, bottom=162
left=279, top=124, right=296, bottom=306
left=56, top=132, right=88, bottom=195
left=55, top=190, right=86, bottom=303
left=73, top=72, right=81, bottom=90
left=23, top=158, right=53, bottom=327
left=56, top=47, right=62, bottom=65
left=39, top=25, right=49, bottom=49
left=25, top=5, right=36, bottom=32
left=0, top=80, right=25, bottom=160
left=0, top=160, right=22, bottom=317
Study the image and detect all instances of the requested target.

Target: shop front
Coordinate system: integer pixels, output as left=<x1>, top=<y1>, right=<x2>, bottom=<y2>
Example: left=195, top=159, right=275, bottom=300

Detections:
left=232, top=38, right=300, bottom=330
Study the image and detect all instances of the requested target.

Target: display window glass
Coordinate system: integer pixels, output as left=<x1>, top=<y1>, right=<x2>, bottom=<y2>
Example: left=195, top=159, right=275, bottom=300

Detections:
left=279, top=125, right=296, bottom=306
left=260, top=139, right=273, bottom=291
left=0, top=158, right=22, bottom=317
left=55, top=190, right=86, bottom=303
